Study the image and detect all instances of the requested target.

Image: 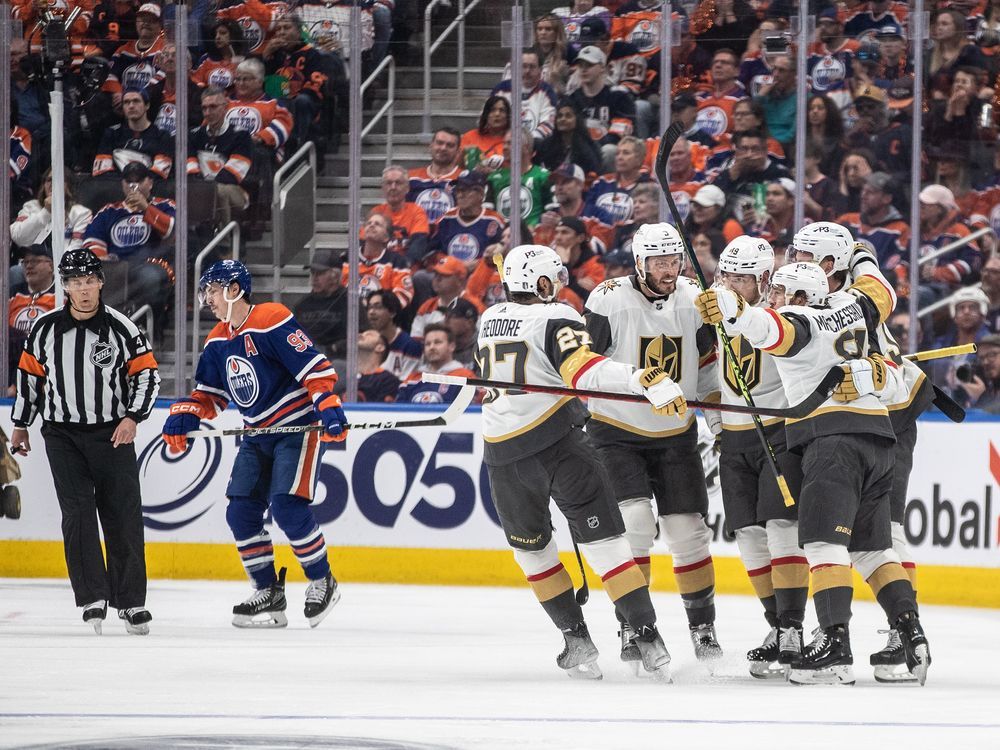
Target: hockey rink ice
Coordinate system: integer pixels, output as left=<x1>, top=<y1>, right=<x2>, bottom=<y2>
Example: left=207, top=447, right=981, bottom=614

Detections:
left=1, top=579, right=998, bottom=750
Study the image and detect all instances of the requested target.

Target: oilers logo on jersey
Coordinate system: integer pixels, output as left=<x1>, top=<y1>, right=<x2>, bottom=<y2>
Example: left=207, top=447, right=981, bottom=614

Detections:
left=595, top=192, right=634, bottom=225
left=628, top=20, right=658, bottom=52
left=226, top=356, right=260, bottom=407
left=12, top=305, right=45, bottom=335
left=111, top=215, right=152, bottom=248
left=695, top=106, right=729, bottom=138
left=207, top=67, right=234, bottom=89
left=227, top=106, right=264, bottom=135
left=447, top=233, right=481, bottom=263
left=122, top=62, right=156, bottom=91
left=811, top=56, right=846, bottom=90
left=238, top=18, right=266, bottom=51
left=308, top=19, right=341, bottom=44
left=414, top=188, right=453, bottom=223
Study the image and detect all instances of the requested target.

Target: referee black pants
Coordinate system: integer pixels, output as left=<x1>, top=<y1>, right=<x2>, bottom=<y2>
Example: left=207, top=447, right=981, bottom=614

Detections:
left=42, top=421, right=147, bottom=609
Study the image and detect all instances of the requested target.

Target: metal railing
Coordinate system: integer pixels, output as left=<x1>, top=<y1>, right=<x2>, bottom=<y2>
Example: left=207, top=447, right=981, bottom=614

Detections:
left=360, top=55, right=396, bottom=166
left=130, top=304, right=154, bottom=342
left=422, top=0, right=484, bottom=134
left=191, top=221, right=242, bottom=366
left=271, top=142, right=317, bottom=304
left=916, top=227, right=992, bottom=319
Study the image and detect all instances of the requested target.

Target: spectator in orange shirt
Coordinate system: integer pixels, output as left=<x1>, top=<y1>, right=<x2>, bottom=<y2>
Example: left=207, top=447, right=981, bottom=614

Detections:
left=342, top=210, right=414, bottom=309
left=411, top=255, right=483, bottom=339
left=694, top=47, right=748, bottom=139
left=461, top=95, right=512, bottom=173
left=374, top=165, right=430, bottom=264
left=551, top=216, right=605, bottom=301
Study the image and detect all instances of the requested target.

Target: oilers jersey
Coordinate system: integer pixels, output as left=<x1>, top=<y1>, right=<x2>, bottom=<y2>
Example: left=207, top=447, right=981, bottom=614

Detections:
left=408, top=164, right=461, bottom=223
left=582, top=172, right=653, bottom=227
left=585, top=275, right=716, bottom=442
left=477, top=299, right=638, bottom=465
left=83, top=198, right=176, bottom=259
left=190, top=303, right=338, bottom=440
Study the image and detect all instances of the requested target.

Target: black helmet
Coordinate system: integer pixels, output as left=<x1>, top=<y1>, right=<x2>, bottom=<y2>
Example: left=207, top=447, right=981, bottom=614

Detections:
left=58, top=248, right=104, bottom=282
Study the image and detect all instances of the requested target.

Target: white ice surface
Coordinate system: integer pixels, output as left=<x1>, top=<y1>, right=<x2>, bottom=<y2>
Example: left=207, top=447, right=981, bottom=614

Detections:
left=1, top=579, right=999, bottom=750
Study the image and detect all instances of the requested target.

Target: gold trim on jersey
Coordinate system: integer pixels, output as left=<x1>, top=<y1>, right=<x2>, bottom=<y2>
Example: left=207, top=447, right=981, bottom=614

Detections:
left=558, top=346, right=603, bottom=387
left=850, top=275, right=894, bottom=322
left=762, top=310, right=798, bottom=356
left=785, top=403, right=888, bottom=424
left=589, top=410, right=695, bottom=438
left=638, top=334, right=683, bottom=379
left=721, top=416, right=785, bottom=430
left=887, top=370, right=928, bottom=411
left=483, top=396, right=574, bottom=442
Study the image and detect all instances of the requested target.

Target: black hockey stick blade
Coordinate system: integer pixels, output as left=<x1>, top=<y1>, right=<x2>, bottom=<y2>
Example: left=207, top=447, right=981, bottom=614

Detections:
left=654, top=121, right=686, bottom=199
left=931, top=383, right=966, bottom=423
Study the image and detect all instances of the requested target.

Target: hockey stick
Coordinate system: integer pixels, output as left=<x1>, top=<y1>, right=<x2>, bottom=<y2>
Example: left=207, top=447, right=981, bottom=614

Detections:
left=422, top=369, right=844, bottom=420
left=904, top=343, right=976, bottom=362
left=655, top=121, right=798, bottom=506
left=185, top=385, right=476, bottom=438
left=571, top=538, right=590, bottom=605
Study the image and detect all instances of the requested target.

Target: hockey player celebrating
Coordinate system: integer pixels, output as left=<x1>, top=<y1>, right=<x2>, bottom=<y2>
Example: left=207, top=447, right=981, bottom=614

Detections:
left=583, top=223, right=724, bottom=672
left=708, top=236, right=809, bottom=678
left=789, top=222, right=933, bottom=682
left=478, top=244, right=680, bottom=680
left=694, top=250, right=932, bottom=686
left=162, top=260, right=348, bottom=629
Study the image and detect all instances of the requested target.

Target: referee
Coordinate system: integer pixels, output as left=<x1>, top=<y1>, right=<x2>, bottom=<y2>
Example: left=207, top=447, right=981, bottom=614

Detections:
left=10, top=249, right=161, bottom=635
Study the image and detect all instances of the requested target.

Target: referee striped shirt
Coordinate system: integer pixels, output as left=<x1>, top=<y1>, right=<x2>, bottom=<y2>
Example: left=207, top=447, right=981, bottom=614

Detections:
left=12, top=303, right=160, bottom=427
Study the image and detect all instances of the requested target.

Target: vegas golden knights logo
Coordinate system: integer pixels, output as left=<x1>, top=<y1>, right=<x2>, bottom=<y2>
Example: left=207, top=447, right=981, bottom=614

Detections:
left=638, top=335, right=683, bottom=380
left=723, top=335, right=762, bottom=393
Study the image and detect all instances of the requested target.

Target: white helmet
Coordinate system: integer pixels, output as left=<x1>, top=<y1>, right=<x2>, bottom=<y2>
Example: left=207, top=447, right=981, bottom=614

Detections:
left=771, top=262, right=830, bottom=306
left=948, top=285, right=989, bottom=317
left=717, top=235, right=775, bottom=280
left=791, top=221, right=854, bottom=274
left=632, top=222, right=686, bottom=281
left=503, top=244, right=568, bottom=302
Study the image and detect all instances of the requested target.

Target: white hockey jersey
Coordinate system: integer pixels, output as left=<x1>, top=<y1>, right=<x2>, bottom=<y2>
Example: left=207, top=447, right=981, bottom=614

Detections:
left=477, top=299, right=638, bottom=465
left=584, top=275, right=716, bottom=440
left=723, top=270, right=898, bottom=448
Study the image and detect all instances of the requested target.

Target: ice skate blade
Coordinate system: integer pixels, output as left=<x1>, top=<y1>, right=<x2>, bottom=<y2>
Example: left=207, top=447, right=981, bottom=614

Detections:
left=625, top=658, right=651, bottom=679
left=749, top=660, right=786, bottom=679
left=87, top=620, right=102, bottom=635
left=911, top=644, right=930, bottom=686
left=873, top=663, right=918, bottom=683
left=789, top=664, right=855, bottom=685
left=232, top=611, right=289, bottom=629
left=124, top=622, right=149, bottom=636
left=564, top=660, right=603, bottom=680
left=646, top=664, right=672, bottom=683
left=307, top=588, right=341, bottom=629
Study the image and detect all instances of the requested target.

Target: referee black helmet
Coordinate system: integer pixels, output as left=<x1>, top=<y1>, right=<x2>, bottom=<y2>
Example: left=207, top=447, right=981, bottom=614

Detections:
left=58, top=248, right=105, bottom=283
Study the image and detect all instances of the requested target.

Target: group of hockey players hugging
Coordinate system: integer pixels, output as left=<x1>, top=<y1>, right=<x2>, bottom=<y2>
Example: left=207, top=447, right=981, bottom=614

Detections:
left=477, top=219, right=931, bottom=686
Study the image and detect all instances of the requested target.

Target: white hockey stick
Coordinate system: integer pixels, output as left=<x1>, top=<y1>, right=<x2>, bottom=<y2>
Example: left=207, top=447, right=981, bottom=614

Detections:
left=186, top=385, right=476, bottom=438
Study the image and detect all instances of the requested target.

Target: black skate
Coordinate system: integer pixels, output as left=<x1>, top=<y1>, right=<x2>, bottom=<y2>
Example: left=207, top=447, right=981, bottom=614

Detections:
left=895, top=611, right=931, bottom=686
left=82, top=600, right=106, bottom=635
left=690, top=623, right=723, bottom=672
left=870, top=629, right=917, bottom=683
left=634, top=624, right=672, bottom=682
left=118, top=607, right=152, bottom=636
left=232, top=567, right=288, bottom=629
left=788, top=624, right=854, bottom=685
left=557, top=622, right=602, bottom=680
left=778, top=624, right=804, bottom=675
left=303, top=573, right=341, bottom=628
left=619, top=622, right=643, bottom=677
left=747, top=627, right=782, bottom=679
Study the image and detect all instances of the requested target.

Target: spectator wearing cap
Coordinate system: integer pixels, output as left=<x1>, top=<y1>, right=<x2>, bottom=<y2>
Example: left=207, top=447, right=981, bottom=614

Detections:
left=485, top=127, right=553, bottom=228
left=375, top=165, right=430, bottom=264
left=694, top=48, right=748, bottom=139
left=411, top=256, right=482, bottom=340
left=957, top=333, right=1000, bottom=413
left=553, top=4, right=612, bottom=46
left=684, top=184, right=744, bottom=244
left=408, top=127, right=463, bottom=223
left=343, top=209, right=414, bottom=309
left=568, top=45, right=637, bottom=170
left=710, top=129, right=791, bottom=199
left=293, top=250, right=348, bottom=359
left=444, top=298, right=481, bottom=369
left=103, top=2, right=167, bottom=105
left=845, top=84, right=891, bottom=151
left=535, top=163, right=614, bottom=253
left=981, top=256, right=1000, bottom=333
left=932, top=287, right=992, bottom=387
left=599, top=248, right=634, bottom=280
left=610, top=182, right=661, bottom=256
left=364, top=290, right=423, bottom=381
left=428, top=171, right=506, bottom=272
left=872, top=24, right=913, bottom=86
left=750, top=178, right=802, bottom=246
left=491, top=50, right=559, bottom=144
left=837, top=171, right=910, bottom=277
left=396, top=323, right=477, bottom=405
left=566, top=17, right=646, bottom=103
left=535, top=98, right=603, bottom=177
left=754, top=54, right=797, bottom=146
left=10, top=169, right=92, bottom=254
left=807, top=7, right=860, bottom=110
left=583, top=136, right=652, bottom=226
left=914, top=184, right=983, bottom=304
left=82, top=162, right=175, bottom=331
left=7, top=243, right=55, bottom=389
left=356, top=330, right=401, bottom=403
left=845, top=3, right=907, bottom=39
left=187, top=86, right=254, bottom=229
left=551, top=215, right=605, bottom=300
left=92, top=87, right=173, bottom=180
